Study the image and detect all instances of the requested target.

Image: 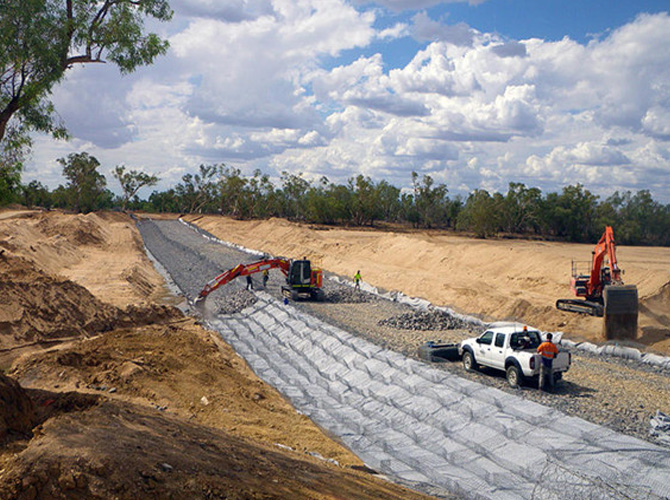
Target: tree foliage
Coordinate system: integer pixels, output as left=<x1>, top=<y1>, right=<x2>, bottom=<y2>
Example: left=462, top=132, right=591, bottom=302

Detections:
left=112, top=165, right=159, bottom=210
left=58, top=151, right=107, bottom=213
left=0, top=0, right=172, bottom=143
left=11, top=154, right=670, bottom=247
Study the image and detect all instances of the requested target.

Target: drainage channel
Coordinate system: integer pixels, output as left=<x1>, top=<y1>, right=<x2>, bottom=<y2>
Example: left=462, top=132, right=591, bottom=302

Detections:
left=138, top=219, right=670, bottom=500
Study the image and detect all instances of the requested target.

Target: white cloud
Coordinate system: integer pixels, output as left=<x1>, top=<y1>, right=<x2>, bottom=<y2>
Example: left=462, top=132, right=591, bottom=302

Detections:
left=24, top=7, right=670, bottom=202
left=350, top=0, right=488, bottom=11
left=410, top=11, right=474, bottom=46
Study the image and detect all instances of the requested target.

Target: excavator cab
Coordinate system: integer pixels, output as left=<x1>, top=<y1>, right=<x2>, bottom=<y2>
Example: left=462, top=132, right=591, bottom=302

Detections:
left=283, top=259, right=324, bottom=301
left=288, top=260, right=313, bottom=287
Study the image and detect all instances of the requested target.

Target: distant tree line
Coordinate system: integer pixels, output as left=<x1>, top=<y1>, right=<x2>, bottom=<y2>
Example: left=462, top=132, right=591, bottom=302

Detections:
left=2, top=153, right=670, bottom=246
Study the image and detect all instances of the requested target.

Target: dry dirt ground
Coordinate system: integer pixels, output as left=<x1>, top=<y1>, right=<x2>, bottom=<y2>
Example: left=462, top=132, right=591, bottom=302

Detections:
left=183, top=215, right=670, bottom=355
left=0, top=209, right=435, bottom=500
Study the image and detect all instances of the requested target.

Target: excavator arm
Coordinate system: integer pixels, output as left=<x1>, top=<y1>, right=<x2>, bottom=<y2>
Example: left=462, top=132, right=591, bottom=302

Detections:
left=556, top=226, right=637, bottom=339
left=196, top=258, right=289, bottom=301
left=588, top=226, right=622, bottom=296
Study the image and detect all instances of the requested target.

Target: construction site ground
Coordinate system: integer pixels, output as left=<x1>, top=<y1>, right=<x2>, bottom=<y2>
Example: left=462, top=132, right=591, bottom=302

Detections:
left=1, top=209, right=669, bottom=498
left=0, top=209, right=435, bottom=500
left=167, top=216, right=670, bottom=445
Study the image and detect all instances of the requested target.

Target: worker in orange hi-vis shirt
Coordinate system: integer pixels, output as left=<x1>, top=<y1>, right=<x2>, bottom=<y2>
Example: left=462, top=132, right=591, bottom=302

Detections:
left=537, top=332, right=559, bottom=391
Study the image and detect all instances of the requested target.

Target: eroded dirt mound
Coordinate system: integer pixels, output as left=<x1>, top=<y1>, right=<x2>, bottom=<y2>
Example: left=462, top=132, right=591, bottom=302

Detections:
left=35, top=212, right=109, bottom=247
left=0, top=253, right=182, bottom=353
left=0, top=400, right=429, bottom=500
left=0, top=254, right=119, bottom=347
left=0, top=374, right=35, bottom=441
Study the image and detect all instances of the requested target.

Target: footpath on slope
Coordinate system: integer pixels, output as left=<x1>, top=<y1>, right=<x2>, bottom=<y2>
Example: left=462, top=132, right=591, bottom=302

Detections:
left=138, top=218, right=670, bottom=500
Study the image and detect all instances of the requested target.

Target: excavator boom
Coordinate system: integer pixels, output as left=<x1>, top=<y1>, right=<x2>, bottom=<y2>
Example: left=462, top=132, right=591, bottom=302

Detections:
left=196, top=257, right=324, bottom=302
left=197, top=258, right=289, bottom=300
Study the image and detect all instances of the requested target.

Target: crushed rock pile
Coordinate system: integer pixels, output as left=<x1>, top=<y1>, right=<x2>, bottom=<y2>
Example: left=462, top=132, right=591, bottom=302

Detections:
left=216, top=290, right=257, bottom=315
left=378, top=308, right=474, bottom=331
left=325, top=284, right=373, bottom=304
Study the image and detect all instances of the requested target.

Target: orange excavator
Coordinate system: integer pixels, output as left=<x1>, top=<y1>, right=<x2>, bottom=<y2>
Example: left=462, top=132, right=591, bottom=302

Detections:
left=556, top=226, right=638, bottom=338
left=196, top=257, right=324, bottom=302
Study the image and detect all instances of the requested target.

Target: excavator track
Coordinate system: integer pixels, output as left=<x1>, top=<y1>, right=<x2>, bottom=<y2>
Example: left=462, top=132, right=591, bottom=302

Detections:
left=556, top=299, right=604, bottom=317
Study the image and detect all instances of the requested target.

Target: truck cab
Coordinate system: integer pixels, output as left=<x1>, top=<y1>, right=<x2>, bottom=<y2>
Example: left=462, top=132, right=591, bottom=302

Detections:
left=459, top=322, right=571, bottom=388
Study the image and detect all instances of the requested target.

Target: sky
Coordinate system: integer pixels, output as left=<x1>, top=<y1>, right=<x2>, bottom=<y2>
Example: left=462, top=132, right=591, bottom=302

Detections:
left=24, top=0, right=670, bottom=202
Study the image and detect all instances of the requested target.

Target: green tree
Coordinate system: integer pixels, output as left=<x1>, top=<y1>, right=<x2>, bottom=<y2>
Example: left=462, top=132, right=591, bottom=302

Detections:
left=21, top=180, right=51, bottom=208
left=148, top=188, right=179, bottom=213
left=457, top=189, right=501, bottom=238
left=412, top=172, right=450, bottom=228
left=375, top=180, right=401, bottom=222
left=0, top=0, right=172, bottom=144
left=280, top=171, right=310, bottom=220
left=112, top=165, right=159, bottom=210
left=58, top=152, right=107, bottom=213
left=0, top=126, right=31, bottom=205
left=175, top=164, right=218, bottom=213
left=501, top=182, right=542, bottom=234
left=349, top=175, right=381, bottom=226
left=540, top=184, right=599, bottom=242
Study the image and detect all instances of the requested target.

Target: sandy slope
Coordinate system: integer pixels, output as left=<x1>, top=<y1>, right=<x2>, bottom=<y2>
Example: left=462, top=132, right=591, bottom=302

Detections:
left=185, top=215, right=670, bottom=354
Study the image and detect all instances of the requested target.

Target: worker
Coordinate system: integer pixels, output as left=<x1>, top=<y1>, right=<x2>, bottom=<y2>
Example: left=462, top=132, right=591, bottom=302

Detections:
left=246, top=274, right=254, bottom=290
left=353, top=270, right=362, bottom=290
left=262, top=269, right=269, bottom=288
left=537, top=332, right=559, bottom=391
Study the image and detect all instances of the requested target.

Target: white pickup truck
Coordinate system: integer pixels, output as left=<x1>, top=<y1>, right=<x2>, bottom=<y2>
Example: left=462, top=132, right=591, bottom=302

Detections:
left=458, top=322, right=571, bottom=387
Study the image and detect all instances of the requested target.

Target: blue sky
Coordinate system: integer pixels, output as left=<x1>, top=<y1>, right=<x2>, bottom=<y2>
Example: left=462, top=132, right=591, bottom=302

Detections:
left=25, top=0, right=670, bottom=202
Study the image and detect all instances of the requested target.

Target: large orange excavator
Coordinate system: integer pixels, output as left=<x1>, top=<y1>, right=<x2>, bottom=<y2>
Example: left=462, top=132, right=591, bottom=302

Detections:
left=556, top=226, right=638, bottom=339
left=196, top=257, right=324, bottom=302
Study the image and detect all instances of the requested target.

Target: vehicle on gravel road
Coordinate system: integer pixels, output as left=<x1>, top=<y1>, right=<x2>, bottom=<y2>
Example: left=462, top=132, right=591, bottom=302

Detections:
left=459, top=322, right=571, bottom=387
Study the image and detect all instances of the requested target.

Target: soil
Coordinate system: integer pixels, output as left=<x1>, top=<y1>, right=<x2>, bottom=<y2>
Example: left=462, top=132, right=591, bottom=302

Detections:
left=0, top=209, right=436, bottom=500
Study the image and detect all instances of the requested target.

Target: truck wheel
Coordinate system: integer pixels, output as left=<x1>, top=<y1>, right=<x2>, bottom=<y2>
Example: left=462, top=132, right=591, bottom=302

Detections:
left=506, top=365, right=524, bottom=388
left=462, top=351, right=477, bottom=372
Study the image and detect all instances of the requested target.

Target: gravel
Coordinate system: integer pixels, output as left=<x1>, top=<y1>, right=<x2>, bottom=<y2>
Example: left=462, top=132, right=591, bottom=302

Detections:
left=378, top=309, right=475, bottom=331
left=138, top=218, right=670, bottom=448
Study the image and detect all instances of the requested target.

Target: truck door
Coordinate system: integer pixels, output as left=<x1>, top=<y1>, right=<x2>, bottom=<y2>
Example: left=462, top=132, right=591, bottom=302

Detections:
left=490, top=333, right=506, bottom=370
left=476, top=331, right=494, bottom=366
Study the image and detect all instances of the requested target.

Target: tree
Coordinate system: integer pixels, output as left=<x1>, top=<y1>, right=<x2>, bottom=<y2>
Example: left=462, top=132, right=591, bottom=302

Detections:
left=540, top=184, right=599, bottom=242
left=21, top=180, right=51, bottom=208
left=280, top=172, right=310, bottom=220
left=457, top=189, right=501, bottom=238
left=501, top=182, right=542, bottom=234
left=58, top=152, right=107, bottom=213
left=112, top=165, right=159, bottom=210
left=0, top=0, right=172, bottom=143
left=0, top=126, right=31, bottom=205
left=349, top=175, right=381, bottom=226
left=175, top=164, right=218, bottom=213
left=412, top=172, right=450, bottom=228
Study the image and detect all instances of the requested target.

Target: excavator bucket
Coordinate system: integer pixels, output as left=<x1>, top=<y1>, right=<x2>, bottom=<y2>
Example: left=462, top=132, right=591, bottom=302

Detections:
left=603, top=285, right=638, bottom=340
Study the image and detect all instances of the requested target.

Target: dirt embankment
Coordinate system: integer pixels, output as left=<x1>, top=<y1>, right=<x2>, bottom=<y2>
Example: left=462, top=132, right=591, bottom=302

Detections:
left=0, top=210, right=433, bottom=500
left=183, top=215, right=670, bottom=354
